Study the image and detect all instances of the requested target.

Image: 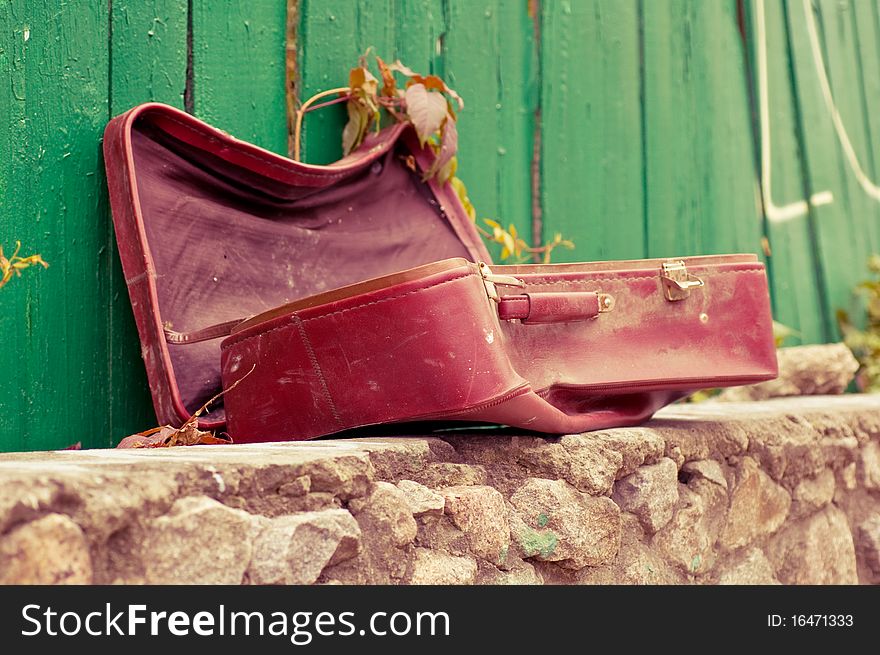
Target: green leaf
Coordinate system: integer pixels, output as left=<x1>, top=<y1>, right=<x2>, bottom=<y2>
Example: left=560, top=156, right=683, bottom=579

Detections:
left=404, top=83, right=449, bottom=146
left=501, top=231, right=516, bottom=255
left=450, top=175, right=476, bottom=221
left=436, top=156, right=457, bottom=185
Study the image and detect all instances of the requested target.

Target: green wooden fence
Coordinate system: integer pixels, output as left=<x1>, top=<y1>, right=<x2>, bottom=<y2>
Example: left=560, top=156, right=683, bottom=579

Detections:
left=1, top=0, right=878, bottom=451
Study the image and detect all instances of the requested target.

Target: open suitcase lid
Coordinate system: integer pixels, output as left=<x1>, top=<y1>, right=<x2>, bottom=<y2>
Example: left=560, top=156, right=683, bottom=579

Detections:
left=103, top=103, right=491, bottom=429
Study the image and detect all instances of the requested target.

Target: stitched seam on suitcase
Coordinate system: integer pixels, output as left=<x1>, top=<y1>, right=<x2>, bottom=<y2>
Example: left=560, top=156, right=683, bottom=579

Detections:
left=154, top=114, right=374, bottom=181
left=518, top=268, right=765, bottom=286
left=222, top=272, right=474, bottom=348
left=293, top=314, right=344, bottom=430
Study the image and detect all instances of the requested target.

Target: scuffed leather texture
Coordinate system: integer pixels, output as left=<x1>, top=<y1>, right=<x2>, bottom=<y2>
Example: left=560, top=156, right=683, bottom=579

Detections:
left=105, top=103, right=778, bottom=440
left=220, top=255, right=778, bottom=442
left=103, top=103, right=489, bottom=428
left=498, top=292, right=601, bottom=323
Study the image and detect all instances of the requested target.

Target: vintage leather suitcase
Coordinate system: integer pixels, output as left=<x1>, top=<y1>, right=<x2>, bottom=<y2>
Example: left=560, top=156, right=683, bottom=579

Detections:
left=104, top=103, right=777, bottom=442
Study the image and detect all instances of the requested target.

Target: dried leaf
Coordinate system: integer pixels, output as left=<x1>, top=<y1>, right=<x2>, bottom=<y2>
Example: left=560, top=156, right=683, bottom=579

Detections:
left=0, top=241, right=48, bottom=290
left=349, top=65, right=377, bottom=94
left=771, top=320, right=799, bottom=348
left=387, top=59, right=418, bottom=78
left=404, top=83, right=449, bottom=146
left=501, top=231, right=516, bottom=255
left=424, top=117, right=458, bottom=183
left=402, top=154, right=417, bottom=172
left=342, top=100, right=370, bottom=155
left=117, top=365, right=254, bottom=449
left=405, top=73, right=464, bottom=110
left=376, top=56, right=397, bottom=97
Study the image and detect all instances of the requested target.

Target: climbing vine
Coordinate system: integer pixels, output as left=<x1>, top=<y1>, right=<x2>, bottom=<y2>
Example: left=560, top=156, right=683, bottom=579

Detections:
left=309, top=53, right=574, bottom=263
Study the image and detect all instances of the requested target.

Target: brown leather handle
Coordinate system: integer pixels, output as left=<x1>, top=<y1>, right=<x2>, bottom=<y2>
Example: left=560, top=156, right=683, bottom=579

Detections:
left=498, top=292, right=610, bottom=324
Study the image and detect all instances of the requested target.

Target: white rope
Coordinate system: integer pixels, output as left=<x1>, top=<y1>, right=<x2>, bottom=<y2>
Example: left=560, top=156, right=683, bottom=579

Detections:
left=802, top=0, right=880, bottom=200
left=757, top=0, right=833, bottom=223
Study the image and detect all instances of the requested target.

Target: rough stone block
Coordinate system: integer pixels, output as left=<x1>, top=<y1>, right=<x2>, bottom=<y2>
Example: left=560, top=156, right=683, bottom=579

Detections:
left=716, top=549, right=779, bottom=585
left=719, top=457, right=790, bottom=549
left=442, top=486, right=510, bottom=564
left=717, top=343, right=858, bottom=400
left=791, top=469, right=836, bottom=519
left=409, top=548, right=477, bottom=585
left=767, top=505, right=858, bottom=585
left=0, top=514, right=92, bottom=584
left=396, top=480, right=445, bottom=517
left=144, top=496, right=258, bottom=584
left=856, top=514, right=880, bottom=584
left=248, top=509, right=360, bottom=585
left=509, top=478, right=620, bottom=569
left=611, top=458, right=679, bottom=534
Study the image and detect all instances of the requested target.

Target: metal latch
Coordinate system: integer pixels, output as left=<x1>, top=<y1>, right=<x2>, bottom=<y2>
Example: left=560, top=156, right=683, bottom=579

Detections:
left=660, top=260, right=704, bottom=301
left=478, top=262, right=526, bottom=301
left=478, top=261, right=614, bottom=313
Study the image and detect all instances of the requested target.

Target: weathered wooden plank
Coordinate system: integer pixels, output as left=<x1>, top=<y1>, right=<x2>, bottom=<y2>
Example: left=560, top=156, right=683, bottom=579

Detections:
left=540, top=0, right=643, bottom=262
left=785, top=0, right=873, bottom=336
left=0, top=1, right=111, bottom=450
left=850, top=0, right=880, bottom=250
left=642, top=0, right=764, bottom=259
left=444, top=0, right=534, bottom=254
left=817, top=0, right=880, bottom=256
left=191, top=0, right=288, bottom=154
left=392, top=0, right=446, bottom=75
left=111, top=0, right=188, bottom=111
left=295, top=0, right=360, bottom=163
left=743, top=0, right=827, bottom=343
left=107, top=1, right=190, bottom=440
left=295, top=1, right=533, bottom=254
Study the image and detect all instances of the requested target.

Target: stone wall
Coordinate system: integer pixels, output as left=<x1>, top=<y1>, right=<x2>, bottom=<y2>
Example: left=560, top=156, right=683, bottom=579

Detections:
left=1, top=396, right=879, bottom=585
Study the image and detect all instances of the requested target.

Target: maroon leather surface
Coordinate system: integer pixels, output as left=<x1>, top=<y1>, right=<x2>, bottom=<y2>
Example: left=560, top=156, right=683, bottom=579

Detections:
left=220, top=255, right=777, bottom=442
left=498, top=292, right=601, bottom=323
left=103, top=104, right=489, bottom=427
left=105, top=103, right=777, bottom=440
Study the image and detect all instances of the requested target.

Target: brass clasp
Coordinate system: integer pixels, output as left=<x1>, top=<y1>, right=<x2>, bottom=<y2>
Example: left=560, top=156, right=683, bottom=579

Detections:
left=660, top=260, right=704, bottom=301
left=478, top=262, right=526, bottom=301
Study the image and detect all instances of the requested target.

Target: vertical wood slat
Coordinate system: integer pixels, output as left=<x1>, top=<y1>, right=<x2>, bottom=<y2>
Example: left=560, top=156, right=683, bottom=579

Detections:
left=742, top=0, right=827, bottom=343
left=642, top=0, right=765, bottom=260
left=444, top=0, right=534, bottom=247
left=785, top=0, right=873, bottom=338
left=296, top=0, right=534, bottom=250
left=191, top=0, right=288, bottom=155
left=0, top=1, right=111, bottom=449
left=107, top=0, right=189, bottom=441
left=539, top=0, right=644, bottom=262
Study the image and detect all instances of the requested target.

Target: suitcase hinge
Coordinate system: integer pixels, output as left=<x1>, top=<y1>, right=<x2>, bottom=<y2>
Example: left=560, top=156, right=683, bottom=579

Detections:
left=660, top=260, right=704, bottom=301
left=478, top=262, right=526, bottom=301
